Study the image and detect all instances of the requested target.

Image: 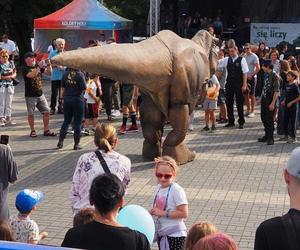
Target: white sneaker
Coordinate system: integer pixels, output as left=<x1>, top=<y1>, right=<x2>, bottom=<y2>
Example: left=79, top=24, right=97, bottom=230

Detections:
left=111, top=110, right=121, bottom=117
left=188, top=124, right=194, bottom=131
left=248, top=112, right=255, bottom=118
left=0, top=118, right=6, bottom=127
left=287, top=137, right=297, bottom=144
left=5, top=120, right=16, bottom=126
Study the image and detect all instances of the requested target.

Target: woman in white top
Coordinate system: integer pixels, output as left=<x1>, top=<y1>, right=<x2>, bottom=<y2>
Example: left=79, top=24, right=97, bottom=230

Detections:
left=70, top=123, right=131, bottom=214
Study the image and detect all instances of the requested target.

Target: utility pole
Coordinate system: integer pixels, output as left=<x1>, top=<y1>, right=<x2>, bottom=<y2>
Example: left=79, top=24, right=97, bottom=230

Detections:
left=149, top=0, right=160, bottom=36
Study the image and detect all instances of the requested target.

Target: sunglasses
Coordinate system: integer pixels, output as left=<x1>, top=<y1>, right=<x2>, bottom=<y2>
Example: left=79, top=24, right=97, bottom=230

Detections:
left=155, top=173, right=173, bottom=179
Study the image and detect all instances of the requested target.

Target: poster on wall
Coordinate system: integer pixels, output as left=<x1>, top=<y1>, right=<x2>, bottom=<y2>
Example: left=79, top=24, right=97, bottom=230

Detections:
left=250, top=23, right=300, bottom=47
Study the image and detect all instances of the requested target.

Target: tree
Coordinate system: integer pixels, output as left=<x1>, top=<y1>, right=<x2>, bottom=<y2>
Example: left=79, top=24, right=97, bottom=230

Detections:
left=0, top=0, right=148, bottom=59
left=103, top=0, right=149, bottom=36
left=0, top=0, right=71, bottom=59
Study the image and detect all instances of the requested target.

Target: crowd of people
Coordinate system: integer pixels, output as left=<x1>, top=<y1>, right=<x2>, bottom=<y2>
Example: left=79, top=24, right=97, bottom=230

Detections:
left=188, top=37, right=300, bottom=147
left=0, top=30, right=300, bottom=250
left=1, top=132, right=300, bottom=250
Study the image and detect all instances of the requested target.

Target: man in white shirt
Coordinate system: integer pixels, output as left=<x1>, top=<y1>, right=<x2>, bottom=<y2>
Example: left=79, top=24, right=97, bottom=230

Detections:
left=218, top=45, right=249, bottom=129
left=243, top=43, right=260, bottom=118
left=1, top=34, right=16, bottom=61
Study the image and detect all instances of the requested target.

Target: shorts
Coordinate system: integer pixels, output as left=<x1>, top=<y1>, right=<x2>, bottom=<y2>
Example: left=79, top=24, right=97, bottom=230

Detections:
left=122, top=84, right=134, bottom=107
left=26, top=95, right=50, bottom=116
left=248, top=77, right=256, bottom=96
left=217, top=89, right=226, bottom=106
left=85, top=102, right=99, bottom=119
left=203, top=98, right=217, bottom=110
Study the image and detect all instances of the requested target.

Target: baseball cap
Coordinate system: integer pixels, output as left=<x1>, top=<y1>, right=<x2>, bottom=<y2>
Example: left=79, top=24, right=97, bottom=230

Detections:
left=23, top=51, right=36, bottom=59
left=286, top=147, right=300, bottom=178
left=15, top=189, right=44, bottom=213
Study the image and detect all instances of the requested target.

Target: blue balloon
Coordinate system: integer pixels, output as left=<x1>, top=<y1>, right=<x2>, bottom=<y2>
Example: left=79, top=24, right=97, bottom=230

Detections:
left=117, top=204, right=155, bottom=244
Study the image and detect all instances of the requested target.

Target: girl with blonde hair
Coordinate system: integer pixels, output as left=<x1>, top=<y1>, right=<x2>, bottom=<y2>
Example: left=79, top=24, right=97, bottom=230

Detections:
left=150, top=156, right=188, bottom=250
left=70, top=123, right=131, bottom=214
left=185, top=221, right=218, bottom=250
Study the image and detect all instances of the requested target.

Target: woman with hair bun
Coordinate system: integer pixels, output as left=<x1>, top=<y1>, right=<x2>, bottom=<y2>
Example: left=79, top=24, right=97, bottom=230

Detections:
left=70, top=123, right=131, bottom=214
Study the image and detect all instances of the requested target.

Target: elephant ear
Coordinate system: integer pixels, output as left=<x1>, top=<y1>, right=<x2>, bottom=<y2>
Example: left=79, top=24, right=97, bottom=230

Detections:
left=191, top=30, right=217, bottom=54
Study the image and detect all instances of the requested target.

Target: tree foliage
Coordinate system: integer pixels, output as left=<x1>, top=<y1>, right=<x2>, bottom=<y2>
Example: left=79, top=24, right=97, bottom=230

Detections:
left=0, top=0, right=148, bottom=58
left=103, top=0, right=149, bottom=36
left=0, top=0, right=71, bottom=58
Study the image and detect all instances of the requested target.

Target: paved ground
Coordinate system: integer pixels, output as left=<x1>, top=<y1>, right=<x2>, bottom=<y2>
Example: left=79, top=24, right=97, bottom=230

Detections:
left=3, top=78, right=299, bottom=249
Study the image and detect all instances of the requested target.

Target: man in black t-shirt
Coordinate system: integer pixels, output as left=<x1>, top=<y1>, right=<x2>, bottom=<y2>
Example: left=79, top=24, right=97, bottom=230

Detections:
left=62, top=174, right=150, bottom=250
left=22, top=52, right=55, bottom=137
left=255, top=147, right=300, bottom=250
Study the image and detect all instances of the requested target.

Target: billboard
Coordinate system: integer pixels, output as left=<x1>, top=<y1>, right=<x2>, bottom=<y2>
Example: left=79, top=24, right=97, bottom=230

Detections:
left=250, top=23, right=300, bottom=47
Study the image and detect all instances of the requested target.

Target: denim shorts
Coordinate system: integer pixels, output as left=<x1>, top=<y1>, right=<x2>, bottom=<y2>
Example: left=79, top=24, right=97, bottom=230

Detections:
left=203, top=98, right=217, bottom=110
left=26, top=94, right=50, bottom=115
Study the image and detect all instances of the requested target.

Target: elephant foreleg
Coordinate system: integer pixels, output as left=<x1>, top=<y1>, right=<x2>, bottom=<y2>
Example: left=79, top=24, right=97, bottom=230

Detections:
left=163, top=104, right=196, bottom=165
left=140, top=93, right=165, bottom=161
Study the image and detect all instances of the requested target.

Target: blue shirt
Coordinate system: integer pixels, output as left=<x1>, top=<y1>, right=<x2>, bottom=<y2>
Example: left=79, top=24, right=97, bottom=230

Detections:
left=49, top=50, right=65, bottom=81
left=61, top=70, right=86, bottom=97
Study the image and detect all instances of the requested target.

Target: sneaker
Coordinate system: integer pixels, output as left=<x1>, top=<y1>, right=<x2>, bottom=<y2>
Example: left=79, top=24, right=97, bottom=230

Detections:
left=209, top=125, right=216, bottom=133
left=218, top=118, right=228, bottom=124
left=258, top=136, right=267, bottom=142
left=201, top=126, right=210, bottom=131
left=188, top=124, right=194, bottom=131
left=81, top=128, right=90, bottom=136
left=244, top=111, right=250, bottom=116
left=0, top=118, right=6, bottom=127
left=248, top=112, right=255, bottom=118
left=287, top=137, right=297, bottom=144
left=225, top=123, right=235, bottom=128
left=238, top=124, right=244, bottom=129
left=50, top=109, right=55, bottom=115
left=118, top=125, right=127, bottom=134
left=67, top=129, right=74, bottom=135
left=267, top=139, right=274, bottom=145
left=279, top=136, right=288, bottom=141
left=111, top=110, right=121, bottom=117
left=126, top=124, right=138, bottom=132
left=5, top=120, right=16, bottom=126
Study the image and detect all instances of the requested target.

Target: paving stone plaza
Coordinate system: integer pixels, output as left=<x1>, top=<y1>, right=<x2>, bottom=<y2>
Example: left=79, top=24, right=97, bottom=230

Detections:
left=3, top=79, right=298, bottom=250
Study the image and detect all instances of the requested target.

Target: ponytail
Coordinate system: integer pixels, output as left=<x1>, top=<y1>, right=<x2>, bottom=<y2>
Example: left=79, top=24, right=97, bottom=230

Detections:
left=98, top=138, right=112, bottom=153
left=94, top=124, right=117, bottom=153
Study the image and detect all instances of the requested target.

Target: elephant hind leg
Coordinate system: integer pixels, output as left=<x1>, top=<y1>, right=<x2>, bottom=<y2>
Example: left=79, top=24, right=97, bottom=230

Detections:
left=140, top=93, right=165, bottom=161
left=163, top=104, right=196, bottom=165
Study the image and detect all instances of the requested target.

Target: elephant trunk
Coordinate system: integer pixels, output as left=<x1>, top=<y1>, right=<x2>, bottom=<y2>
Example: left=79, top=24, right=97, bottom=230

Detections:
left=51, top=36, right=173, bottom=93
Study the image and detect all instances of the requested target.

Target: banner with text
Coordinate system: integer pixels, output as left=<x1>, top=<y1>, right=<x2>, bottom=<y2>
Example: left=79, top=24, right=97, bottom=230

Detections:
left=250, top=23, right=300, bottom=47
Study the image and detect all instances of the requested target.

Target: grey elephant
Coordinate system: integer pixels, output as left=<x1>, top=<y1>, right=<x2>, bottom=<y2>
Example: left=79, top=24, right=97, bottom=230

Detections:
left=51, top=30, right=219, bottom=165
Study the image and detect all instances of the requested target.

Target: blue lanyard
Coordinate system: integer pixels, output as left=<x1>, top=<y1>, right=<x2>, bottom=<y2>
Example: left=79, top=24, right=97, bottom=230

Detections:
left=153, top=184, right=172, bottom=211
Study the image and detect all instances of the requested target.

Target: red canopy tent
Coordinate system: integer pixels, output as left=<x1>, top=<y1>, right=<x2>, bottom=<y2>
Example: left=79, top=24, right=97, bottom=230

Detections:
left=34, top=0, right=132, bottom=55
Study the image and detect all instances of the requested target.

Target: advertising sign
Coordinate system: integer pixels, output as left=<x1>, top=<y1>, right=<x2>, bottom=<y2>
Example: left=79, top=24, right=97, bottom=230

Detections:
left=250, top=23, right=300, bottom=47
